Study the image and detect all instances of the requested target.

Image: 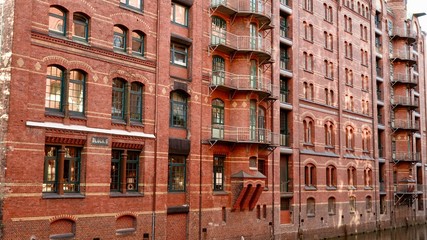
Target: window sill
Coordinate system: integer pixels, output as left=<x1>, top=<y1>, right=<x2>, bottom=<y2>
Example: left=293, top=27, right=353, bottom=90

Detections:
left=324, top=47, right=333, bottom=53
left=345, top=56, right=353, bottom=61
left=50, top=233, right=75, bottom=240
left=112, top=119, right=127, bottom=125
left=303, top=143, right=314, bottom=147
left=213, top=191, right=228, bottom=196
left=364, top=186, right=373, bottom=190
left=325, top=145, right=335, bottom=150
left=303, top=9, right=313, bottom=14
left=307, top=213, right=315, bottom=217
left=42, top=192, right=85, bottom=199
left=69, top=113, right=87, bottom=120
left=45, top=110, right=65, bottom=118
left=325, top=76, right=334, bottom=80
left=303, top=69, right=314, bottom=74
left=304, top=186, right=317, bottom=191
left=348, top=186, right=357, bottom=190
left=171, top=21, right=189, bottom=28
left=116, top=228, right=136, bottom=236
left=48, top=31, right=67, bottom=39
left=326, top=186, right=337, bottom=190
left=170, top=62, right=188, bottom=68
left=328, top=212, right=336, bottom=216
left=72, top=37, right=89, bottom=45
left=110, top=191, right=144, bottom=198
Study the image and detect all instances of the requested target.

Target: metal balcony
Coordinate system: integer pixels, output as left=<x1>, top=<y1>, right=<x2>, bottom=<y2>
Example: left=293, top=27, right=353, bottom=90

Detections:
left=209, top=125, right=279, bottom=145
left=210, top=70, right=275, bottom=98
left=391, top=73, right=418, bottom=86
left=391, top=151, right=421, bottom=163
left=280, top=57, right=292, bottom=78
left=391, top=96, right=419, bottom=109
left=391, top=119, right=419, bottom=131
left=210, top=33, right=272, bottom=61
left=280, top=26, right=292, bottom=46
left=390, top=27, right=417, bottom=43
left=210, top=0, right=272, bottom=28
left=390, top=50, right=416, bottom=64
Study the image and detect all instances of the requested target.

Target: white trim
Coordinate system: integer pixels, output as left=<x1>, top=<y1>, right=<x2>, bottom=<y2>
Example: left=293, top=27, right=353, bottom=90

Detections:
left=26, top=121, right=156, bottom=139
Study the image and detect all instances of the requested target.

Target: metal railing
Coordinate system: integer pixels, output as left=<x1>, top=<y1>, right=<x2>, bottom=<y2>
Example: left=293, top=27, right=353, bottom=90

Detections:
left=209, top=125, right=279, bottom=145
left=211, top=32, right=272, bottom=55
left=392, top=151, right=421, bottom=162
left=211, top=0, right=272, bottom=18
left=210, top=70, right=273, bottom=93
left=280, top=26, right=291, bottom=40
left=390, top=27, right=417, bottom=39
left=280, top=90, right=290, bottom=103
left=392, top=95, right=418, bottom=107
left=280, top=57, right=291, bottom=71
left=391, top=73, right=417, bottom=84
left=391, top=50, right=416, bottom=61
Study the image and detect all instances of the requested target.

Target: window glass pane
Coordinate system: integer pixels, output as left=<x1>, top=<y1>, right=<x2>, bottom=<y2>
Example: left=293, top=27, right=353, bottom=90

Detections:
left=111, top=150, right=121, bottom=191
left=73, top=15, right=87, bottom=40
left=49, top=8, right=65, bottom=34
left=43, top=146, right=57, bottom=192
left=63, top=147, right=80, bottom=192
left=112, top=79, right=125, bottom=119
left=174, top=4, right=187, bottom=25
left=132, top=32, right=144, bottom=55
left=69, top=70, right=84, bottom=113
left=169, top=155, right=186, bottom=191
left=126, top=151, right=139, bottom=191
left=114, top=26, right=126, bottom=49
left=45, top=66, right=63, bottom=110
left=130, top=83, right=142, bottom=121
left=128, top=0, right=141, bottom=8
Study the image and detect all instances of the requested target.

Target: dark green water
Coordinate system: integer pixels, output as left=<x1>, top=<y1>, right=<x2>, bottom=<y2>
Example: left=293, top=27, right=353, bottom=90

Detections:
left=328, top=224, right=427, bottom=240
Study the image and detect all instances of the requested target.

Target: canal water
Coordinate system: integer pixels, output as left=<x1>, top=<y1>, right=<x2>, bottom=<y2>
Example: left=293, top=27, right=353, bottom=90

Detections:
left=328, top=224, right=427, bottom=240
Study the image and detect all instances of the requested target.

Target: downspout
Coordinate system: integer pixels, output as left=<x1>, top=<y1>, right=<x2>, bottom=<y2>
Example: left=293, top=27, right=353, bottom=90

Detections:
left=198, top=1, right=204, bottom=239
left=152, top=1, right=161, bottom=239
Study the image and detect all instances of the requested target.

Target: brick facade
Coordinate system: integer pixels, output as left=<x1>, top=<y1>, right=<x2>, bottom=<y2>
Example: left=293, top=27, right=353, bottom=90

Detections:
left=0, top=0, right=426, bottom=239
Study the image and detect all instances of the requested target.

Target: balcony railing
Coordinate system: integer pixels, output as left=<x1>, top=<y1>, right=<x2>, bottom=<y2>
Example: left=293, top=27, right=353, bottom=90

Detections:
left=211, top=0, right=272, bottom=19
left=390, top=50, right=416, bottom=62
left=392, top=151, right=421, bottom=162
left=377, top=113, right=383, bottom=124
left=390, top=27, right=417, bottom=39
left=209, top=125, right=279, bottom=145
left=377, top=90, right=383, bottom=101
left=211, top=32, right=272, bottom=55
left=375, top=18, right=382, bottom=30
left=392, top=96, right=418, bottom=107
left=391, top=119, right=419, bottom=130
left=378, top=146, right=384, bottom=158
left=280, top=133, right=290, bottom=147
left=280, top=26, right=291, bottom=40
left=391, top=73, right=418, bottom=85
left=380, top=182, right=386, bottom=192
left=211, top=70, right=273, bottom=93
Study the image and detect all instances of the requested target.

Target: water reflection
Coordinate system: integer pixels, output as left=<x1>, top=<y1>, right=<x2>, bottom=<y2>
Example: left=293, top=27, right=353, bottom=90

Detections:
left=327, top=224, right=427, bottom=240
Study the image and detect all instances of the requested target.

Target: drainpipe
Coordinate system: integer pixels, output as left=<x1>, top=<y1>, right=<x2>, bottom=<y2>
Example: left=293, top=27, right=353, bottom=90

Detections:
left=198, top=1, right=204, bottom=239
left=152, top=0, right=162, bottom=239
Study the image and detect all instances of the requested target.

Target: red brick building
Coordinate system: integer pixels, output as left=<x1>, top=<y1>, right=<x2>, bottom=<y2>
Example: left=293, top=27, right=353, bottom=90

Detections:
left=0, top=0, right=425, bottom=239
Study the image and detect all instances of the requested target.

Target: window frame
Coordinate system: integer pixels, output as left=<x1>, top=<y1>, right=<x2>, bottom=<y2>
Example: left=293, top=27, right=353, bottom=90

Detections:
left=120, top=0, right=143, bottom=12
left=170, top=42, right=188, bottom=67
left=112, top=78, right=126, bottom=120
left=170, top=91, right=188, bottom=128
left=43, top=145, right=82, bottom=194
left=113, top=25, right=127, bottom=52
left=171, top=2, right=189, bottom=26
left=168, top=155, right=187, bottom=192
left=72, top=13, right=89, bottom=42
left=110, top=149, right=140, bottom=193
left=213, top=155, right=225, bottom=191
left=131, top=31, right=145, bottom=56
left=45, top=65, right=64, bottom=112
left=49, top=6, right=67, bottom=36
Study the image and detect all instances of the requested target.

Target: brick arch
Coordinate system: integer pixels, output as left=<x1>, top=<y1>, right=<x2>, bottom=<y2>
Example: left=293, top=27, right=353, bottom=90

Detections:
left=109, top=69, right=136, bottom=83
left=110, top=13, right=152, bottom=33
left=48, top=0, right=97, bottom=16
left=49, top=214, right=78, bottom=223
left=115, top=212, right=138, bottom=219
left=303, top=158, right=318, bottom=166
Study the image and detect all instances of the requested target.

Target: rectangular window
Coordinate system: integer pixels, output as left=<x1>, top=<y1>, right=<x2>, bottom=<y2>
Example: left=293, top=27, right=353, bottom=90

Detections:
left=43, top=145, right=81, bottom=193
left=120, top=0, right=142, bottom=11
left=170, top=43, right=188, bottom=67
left=171, top=3, right=188, bottom=26
left=168, top=155, right=186, bottom=192
left=213, top=156, right=225, bottom=191
left=110, top=150, right=140, bottom=192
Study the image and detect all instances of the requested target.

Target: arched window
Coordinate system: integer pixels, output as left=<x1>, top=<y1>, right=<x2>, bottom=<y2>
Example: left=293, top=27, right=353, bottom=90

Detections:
left=365, top=168, right=373, bottom=188
left=45, top=66, right=64, bottom=111
left=307, top=197, right=315, bottom=216
left=211, top=16, right=226, bottom=45
left=250, top=60, right=258, bottom=89
left=346, top=126, right=354, bottom=150
left=303, top=118, right=314, bottom=144
left=132, top=31, right=145, bottom=56
left=116, top=215, right=137, bottom=235
left=348, top=166, right=357, bottom=189
left=258, top=107, right=266, bottom=142
left=362, top=129, right=371, bottom=152
left=130, top=82, right=143, bottom=121
left=328, top=197, right=336, bottom=215
left=73, top=13, right=89, bottom=41
left=304, top=163, right=316, bottom=188
left=114, top=25, right=127, bottom=51
left=170, top=91, right=188, bottom=128
left=324, top=122, right=334, bottom=147
left=326, top=165, right=337, bottom=188
left=50, top=219, right=76, bottom=239
left=49, top=6, right=66, bottom=35
left=249, top=100, right=257, bottom=141
left=349, top=196, right=356, bottom=213
left=69, top=70, right=85, bottom=113
left=112, top=78, right=126, bottom=119
left=212, top=56, right=225, bottom=85
left=212, top=99, right=225, bottom=139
